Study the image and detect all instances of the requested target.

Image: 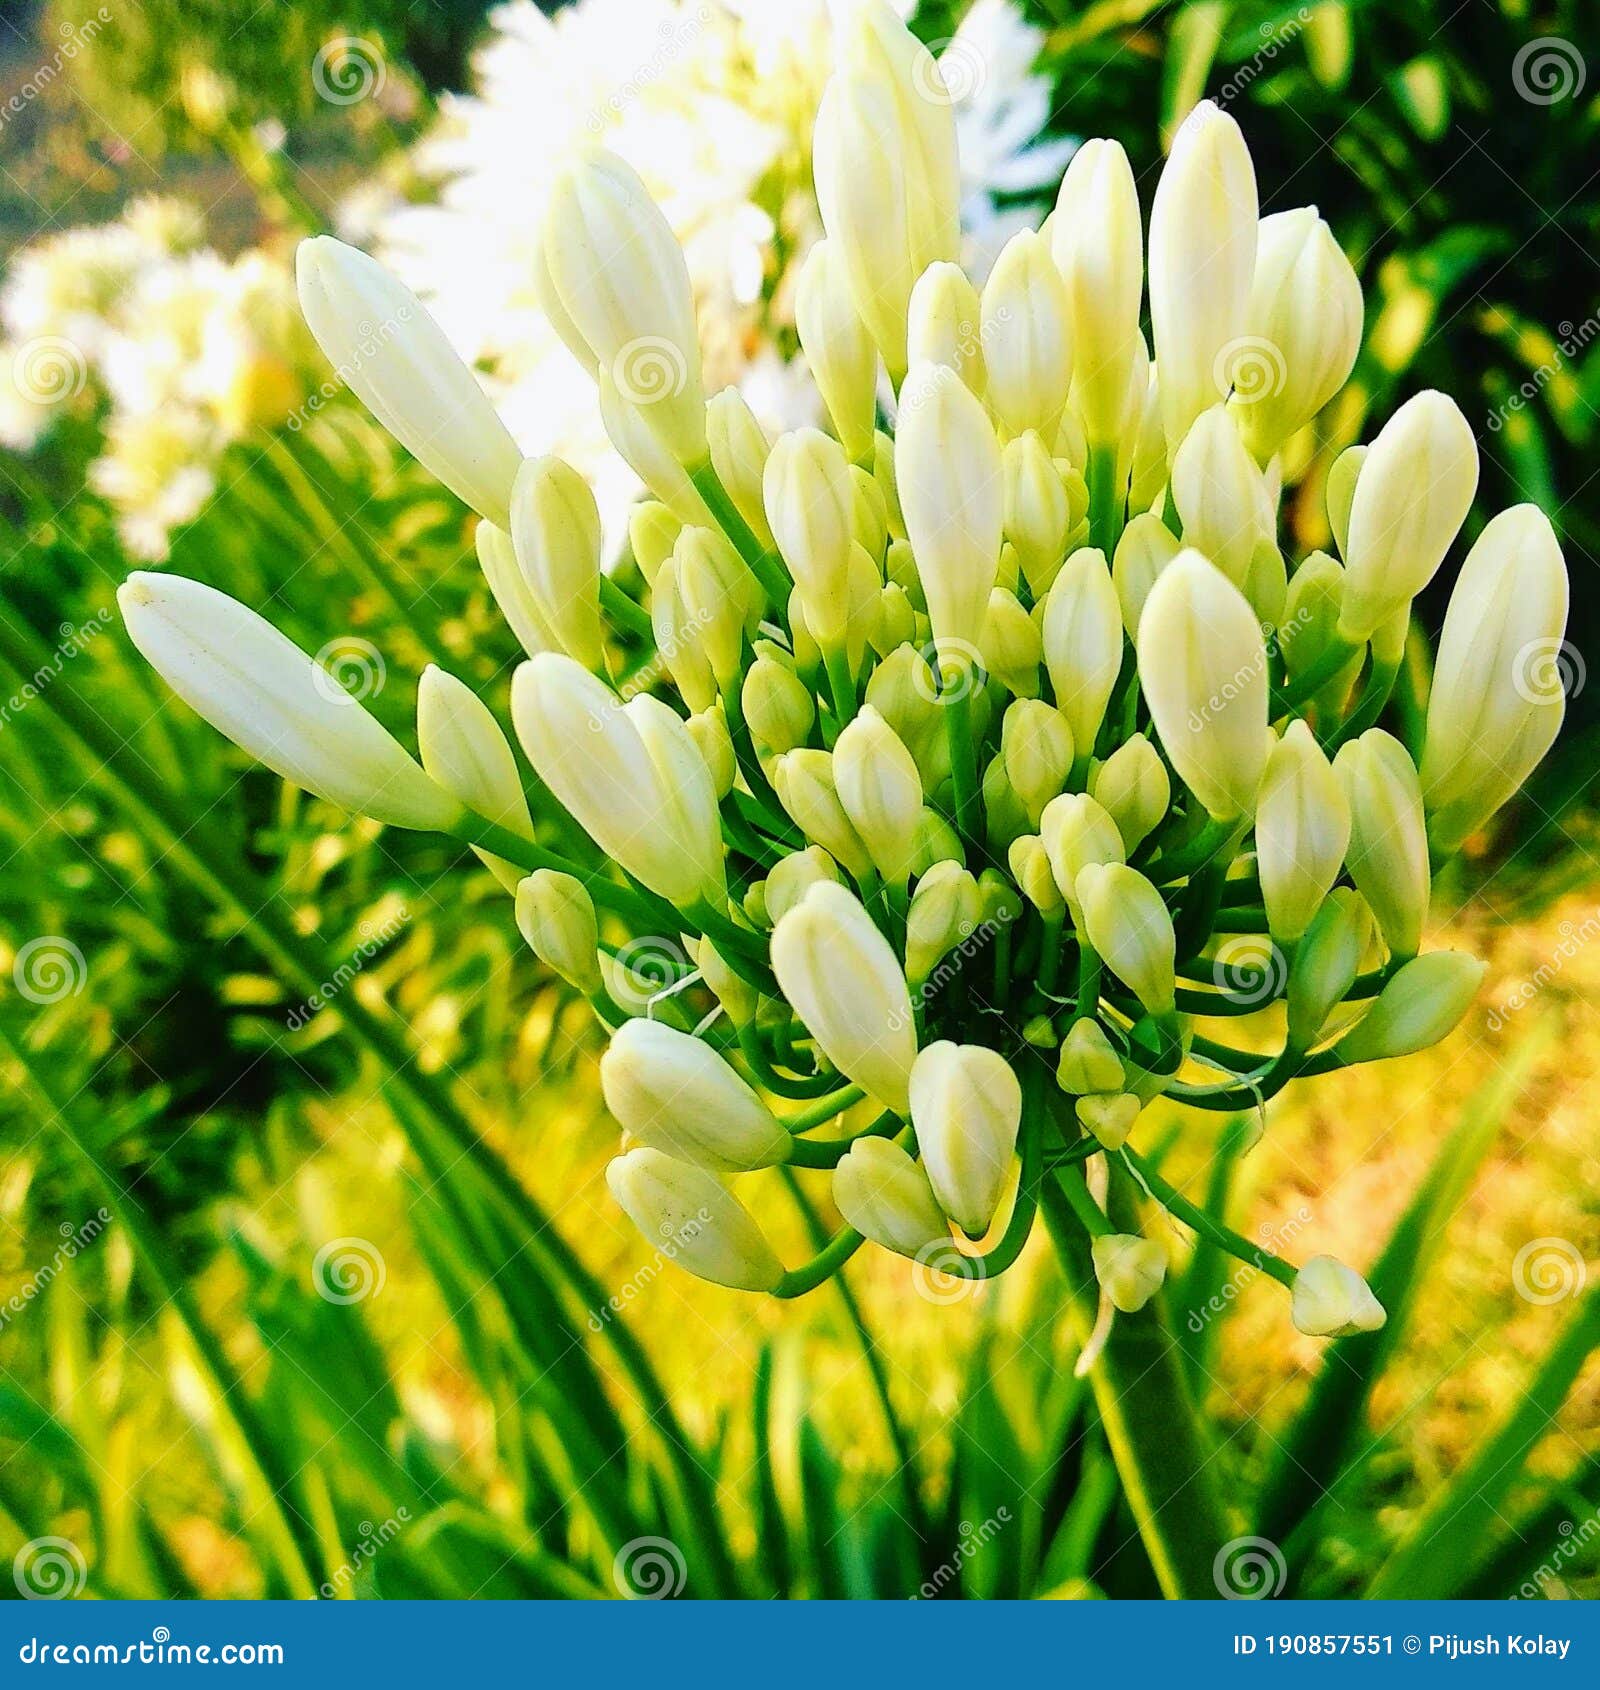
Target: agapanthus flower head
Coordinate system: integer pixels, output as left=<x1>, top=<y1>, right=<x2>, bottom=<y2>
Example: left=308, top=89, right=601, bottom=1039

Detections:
left=122, top=1, right=1567, bottom=1343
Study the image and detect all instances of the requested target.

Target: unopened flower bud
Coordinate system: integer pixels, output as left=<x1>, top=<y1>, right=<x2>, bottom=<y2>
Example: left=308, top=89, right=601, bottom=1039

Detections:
left=1325, top=443, right=1365, bottom=560
left=905, top=859, right=981, bottom=985
left=477, top=520, right=559, bottom=661
left=765, top=845, right=843, bottom=925
left=1057, top=1018, right=1126, bottom=1096
left=510, top=455, right=604, bottom=670
left=1042, top=546, right=1121, bottom=755
left=706, top=387, right=776, bottom=549
left=687, top=703, right=736, bottom=798
left=1040, top=791, right=1126, bottom=917
left=598, top=367, right=716, bottom=526
left=118, top=574, right=461, bottom=832
left=981, top=229, right=1073, bottom=443
left=907, top=261, right=985, bottom=397
left=774, top=749, right=873, bottom=880
left=911, top=806, right=963, bottom=875
left=1009, top=834, right=1064, bottom=914
left=296, top=237, right=521, bottom=526
left=1002, top=699, right=1074, bottom=826
left=606, top=1147, right=783, bottom=1292
left=1077, top=1092, right=1141, bottom=1150
left=1290, top=1254, right=1385, bottom=1337
left=1075, top=863, right=1176, bottom=1017
left=1421, top=505, right=1569, bottom=854
left=1286, top=887, right=1372, bottom=1052
left=1334, top=951, right=1485, bottom=1064
left=744, top=655, right=815, bottom=757
left=834, top=706, right=923, bottom=883
left=1092, top=1232, right=1166, bottom=1313
left=795, top=239, right=878, bottom=463
left=514, top=870, right=601, bottom=994
left=981, top=588, right=1043, bottom=698
left=695, top=936, right=758, bottom=1026
left=1256, top=721, right=1350, bottom=942
left=874, top=582, right=917, bottom=655
left=629, top=500, right=682, bottom=590
left=674, top=524, right=756, bottom=687
left=850, top=466, right=890, bottom=564
left=418, top=665, right=534, bottom=890
left=1170, top=405, right=1273, bottom=593
left=771, top=880, right=918, bottom=1112
left=1280, top=550, right=1360, bottom=707
left=1090, top=734, right=1170, bottom=854
left=537, top=149, right=705, bottom=464
left=651, top=555, right=717, bottom=714
left=602, top=1019, right=791, bottom=1171
left=833, top=1137, right=950, bottom=1259
left=1003, top=431, right=1071, bottom=598
left=1137, top=551, right=1270, bottom=821
left=1338, top=390, right=1478, bottom=641
left=1334, top=729, right=1429, bottom=959
left=764, top=428, right=854, bottom=646
left=910, top=1042, right=1022, bottom=1236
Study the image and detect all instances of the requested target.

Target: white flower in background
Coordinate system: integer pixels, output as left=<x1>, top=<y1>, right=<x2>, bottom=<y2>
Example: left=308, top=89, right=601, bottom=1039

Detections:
left=370, top=0, right=1070, bottom=551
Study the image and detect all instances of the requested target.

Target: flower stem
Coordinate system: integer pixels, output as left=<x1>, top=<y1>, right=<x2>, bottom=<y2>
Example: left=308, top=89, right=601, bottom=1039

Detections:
left=687, top=457, right=790, bottom=605
left=1122, top=1147, right=1297, bottom=1289
left=1087, top=444, right=1125, bottom=557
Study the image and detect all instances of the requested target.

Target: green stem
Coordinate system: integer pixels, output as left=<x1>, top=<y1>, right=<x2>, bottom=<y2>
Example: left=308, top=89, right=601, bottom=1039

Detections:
left=823, top=644, right=857, bottom=726
left=1122, top=1148, right=1297, bottom=1289
left=1072, top=939, right=1102, bottom=1022
left=1087, top=444, right=1125, bottom=557
left=453, top=814, right=657, bottom=924
left=1148, top=814, right=1235, bottom=883
left=771, top=1224, right=866, bottom=1296
left=598, top=575, right=654, bottom=642
left=737, top=1019, right=840, bottom=1099
left=1323, top=656, right=1400, bottom=752
left=1271, top=636, right=1362, bottom=717
left=687, top=458, right=790, bottom=605
left=786, top=1086, right=867, bottom=1132
left=784, top=1112, right=899, bottom=1166
left=943, top=680, right=980, bottom=854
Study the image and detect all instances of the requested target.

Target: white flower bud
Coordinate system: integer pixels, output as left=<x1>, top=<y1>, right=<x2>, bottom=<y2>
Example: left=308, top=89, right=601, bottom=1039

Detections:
left=1042, top=545, right=1122, bottom=757
left=598, top=367, right=716, bottom=527
left=1334, top=951, right=1485, bottom=1065
left=1286, top=887, right=1372, bottom=1051
left=606, top=1147, right=783, bottom=1293
left=1075, top=863, right=1176, bottom=1017
left=1170, top=405, right=1273, bottom=593
left=1090, top=734, right=1171, bottom=854
left=905, top=859, right=982, bottom=985
left=510, top=455, right=604, bottom=671
left=795, top=238, right=878, bottom=464
left=706, top=388, right=776, bottom=549
left=477, top=520, right=559, bottom=661
left=907, top=261, right=986, bottom=396
left=771, top=881, right=918, bottom=1113
left=687, top=704, right=736, bottom=799
left=981, top=229, right=1073, bottom=443
left=118, top=573, right=460, bottom=832
left=1002, top=699, right=1074, bottom=827
left=1256, top=721, right=1350, bottom=943
left=628, top=500, right=682, bottom=590
left=764, top=428, right=855, bottom=646
left=295, top=237, right=521, bottom=526
left=1057, top=1018, right=1126, bottom=1096
left=833, top=1137, right=950, bottom=1260
left=674, top=524, right=758, bottom=687
left=743, top=655, right=815, bottom=757
left=514, top=870, right=601, bottom=994
left=1040, top=791, right=1126, bottom=918
left=1325, top=443, right=1365, bottom=560
left=909, top=1042, right=1022, bottom=1236
left=1092, top=1233, right=1166, bottom=1313
left=418, top=665, right=533, bottom=890
left=1136, top=550, right=1270, bottom=820
left=1334, top=729, right=1429, bottom=959
left=773, top=749, right=873, bottom=880
left=834, top=706, right=923, bottom=884
left=1111, top=511, right=1181, bottom=640
left=1290, top=1254, right=1385, bottom=1337
left=650, top=555, right=717, bottom=714
left=601, top=1019, right=791, bottom=1172
left=1009, top=833, right=1064, bottom=914
left=1339, top=390, right=1479, bottom=641
left=1003, top=431, right=1071, bottom=598
left=1077, top=1091, right=1141, bottom=1149
left=764, top=845, right=844, bottom=925
left=536, top=149, right=705, bottom=464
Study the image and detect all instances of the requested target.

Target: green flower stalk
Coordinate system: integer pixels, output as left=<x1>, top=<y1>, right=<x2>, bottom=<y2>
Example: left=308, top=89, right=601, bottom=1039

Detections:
left=119, top=1, right=1568, bottom=1376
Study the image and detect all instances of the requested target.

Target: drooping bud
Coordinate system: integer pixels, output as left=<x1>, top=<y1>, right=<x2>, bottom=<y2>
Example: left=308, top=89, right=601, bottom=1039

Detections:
left=511, top=654, right=723, bottom=907
left=1338, top=391, right=1478, bottom=641
left=909, top=1042, right=1022, bottom=1236
left=1051, top=138, right=1143, bottom=448
left=1092, top=1233, right=1166, bottom=1313
left=764, top=845, right=843, bottom=925
left=1057, top=1018, right=1126, bottom=1095
left=1256, top=721, right=1351, bottom=943
left=477, top=520, right=559, bottom=661
left=418, top=665, right=534, bottom=890
left=1090, top=735, right=1171, bottom=854
left=1290, top=1254, right=1386, bottom=1337
left=1286, top=887, right=1372, bottom=1052
left=905, top=859, right=982, bottom=986
left=1170, top=405, right=1273, bottom=593
left=773, top=749, right=873, bottom=880
left=295, top=237, right=521, bottom=526
left=795, top=238, right=878, bottom=464
left=1148, top=100, right=1258, bottom=459
left=606, top=1148, right=783, bottom=1292
left=1334, top=951, right=1485, bottom=1064
left=764, top=428, right=855, bottom=647
left=706, top=387, right=776, bottom=549
left=514, top=871, right=601, bottom=994
left=770, top=881, right=918, bottom=1113
left=1420, top=505, right=1570, bottom=854
left=1075, top=863, right=1176, bottom=1017
left=1137, top=551, right=1270, bottom=820
left=510, top=455, right=604, bottom=671
left=1111, top=511, right=1181, bottom=639
left=118, top=574, right=461, bottom=832
left=833, top=1137, right=950, bottom=1259
left=1040, top=792, right=1126, bottom=917
left=536, top=149, right=705, bottom=464
left=743, top=654, right=815, bottom=757
left=1042, top=546, right=1122, bottom=756
left=895, top=361, right=1004, bottom=662
left=1334, top=729, right=1429, bottom=960
left=601, top=1019, right=791, bottom=1172
left=981, top=229, right=1073, bottom=443
left=834, top=706, right=923, bottom=884
left=1002, top=699, right=1074, bottom=827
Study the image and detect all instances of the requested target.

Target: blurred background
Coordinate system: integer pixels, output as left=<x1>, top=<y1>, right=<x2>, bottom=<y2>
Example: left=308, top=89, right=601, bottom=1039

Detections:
left=0, top=0, right=1595, bottom=1600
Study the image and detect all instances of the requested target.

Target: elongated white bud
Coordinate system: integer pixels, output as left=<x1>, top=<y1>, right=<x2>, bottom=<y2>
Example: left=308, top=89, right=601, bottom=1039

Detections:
left=1325, top=443, right=1365, bottom=560
left=1334, top=729, right=1429, bottom=960
left=764, top=428, right=855, bottom=647
left=743, top=655, right=814, bottom=757
left=602, top=1020, right=791, bottom=1172
left=1338, top=390, right=1478, bottom=641
left=1076, top=863, right=1176, bottom=1017
left=910, top=1042, right=1021, bottom=1236
left=295, top=237, right=521, bottom=526
left=650, top=555, right=716, bottom=714
left=1148, top=101, right=1258, bottom=460
left=1237, top=208, right=1362, bottom=462
left=510, top=455, right=603, bottom=671
left=706, top=388, right=776, bottom=550
left=770, top=881, right=918, bottom=1113
left=1111, top=511, right=1181, bottom=639
left=606, top=1147, right=783, bottom=1292
left=1170, top=405, right=1272, bottom=593
left=1090, top=734, right=1170, bottom=854
left=598, top=368, right=716, bottom=527
left=675, top=524, right=758, bottom=687
left=418, top=666, right=533, bottom=890
left=982, top=230, right=1073, bottom=443
left=687, top=704, right=736, bottom=799
left=833, top=1137, right=949, bottom=1260
left=1003, top=431, right=1071, bottom=597
left=908, top=261, right=986, bottom=396
left=1290, top=1255, right=1385, bottom=1337
left=1335, top=951, right=1485, bottom=1064
left=1092, top=1233, right=1166, bottom=1313
left=1002, top=699, right=1073, bottom=827
left=1256, top=721, right=1350, bottom=943
left=773, top=749, right=873, bottom=880
left=119, top=573, right=460, bottom=832
left=1042, top=546, right=1121, bottom=756
left=536, top=149, right=705, bottom=464
left=1420, top=505, right=1569, bottom=854
left=1051, top=138, right=1143, bottom=447
left=626, top=690, right=729, bottom=897
left=628, top=501, right=681, bottom=590
left=1136, top=550, right=1270, bottom=820
left=514, top=870, right=601, bottom=994
left=834, top=706, right=923, bottom=884
left=1040, top=791, right=1125, bottom=918
left=511, top=654, right=723, bottom=907
left=477, top=520, right=558, bottom=661
left=795, top=239, right=879, bottom=463
left=764, top=844, right=844, bottom=925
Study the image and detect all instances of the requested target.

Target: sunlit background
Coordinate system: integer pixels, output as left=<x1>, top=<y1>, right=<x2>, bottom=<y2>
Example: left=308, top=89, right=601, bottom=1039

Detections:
left=0, top=0, right=1595, bottom=1600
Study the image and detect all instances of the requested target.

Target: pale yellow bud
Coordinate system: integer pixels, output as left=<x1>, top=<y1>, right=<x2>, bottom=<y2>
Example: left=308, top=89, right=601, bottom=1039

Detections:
left=1040, top=791, right=1126, bottom=917
left=1057, top=1018, right=1126, bottom=1096
left=1075, top=862, right=1176, bottom=1017
left=1111, top=511, right=1181, bottom=640
left=1280, top=551, right=1359, bottom=708
left=834, top=1137, right=950, bottom=1259
left=687, top=703, right=736, bottom=799
left=674, top=524, right=756, bottom=687
left=418, top=665, right=533, bottom=890
left=907, top=261, right=986, bottom=396
left=509, top=455, right=604, bottom=671
left=598, top=367, right=716, bottom=527
left=910, top=1042, right=1022, bottom=1236
left=850, top=466, right=891, bottom=565
left=1339, top=391, right=1479, bottom=641
left=606, top=1147, right=782, bottom=1292
left=1009, top=833, right=1064, bottom=914
left=1002, top=431, right=1072, bottom=599
left=911, top=807, right=964, bottom=876
left=1136, top=551, right=1270, bottom=821
left=770, top=880, right=918, bottom=1113
left=834, top=706, right=923, bottom=883
left=982, top=229, right=1073, bottom=442
left=865, top=643, right=942, bottom=774
left=1077, top=1092, right=1141, bottom=1150
left=1002, top=699, right=1074, bottom=827
left=743, top=655, right=815, bottom=757
left=795, top=238, right=878, bottom=463
left=765, top=845, right=843, bottom=925
left=844, top=541, right=885, bottom=674
left=773, top=749, right=873, bottom=880
left=1092, top=1233, right=1166, bottom=1313
left=981, top=586, right=1043, bottom=697
left=1290, top=1254, right=1385, bottom=1337
left=1126, top=361, right=1168, bottom=514
left=477, top=520, right=559, bottom=661
left=1326, top=443, right=1366, bottom=560
left=905, top=859, right=982, bottom=986
left=874, top=582, right=917, bottom=655
left=1334, top=951, right=1485, bottom=1065
left=650, top=555, right=717, bottom=715
left=1334, top=729, right=1429, bottom=959
left=1170, top=405, right=1273, bottom=593
left=764, top=428, right=855, bottom=646
left=696, top=935, right=759, bottom=1026
left=628, top=500, right=681, bottom=591
left=1090, top=735, right=1171, bottom=854
left=1256, top=720, right=1350, bottom=943
left=1042, top=545, right=1122, bottom=755
left=514, top=871, right=601, bottom=994
left=1286, top=887, right=1372, bottom=1051
left=873, top=428, right=907, bottom=540
left=706, top=387, right=776, bottom=549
